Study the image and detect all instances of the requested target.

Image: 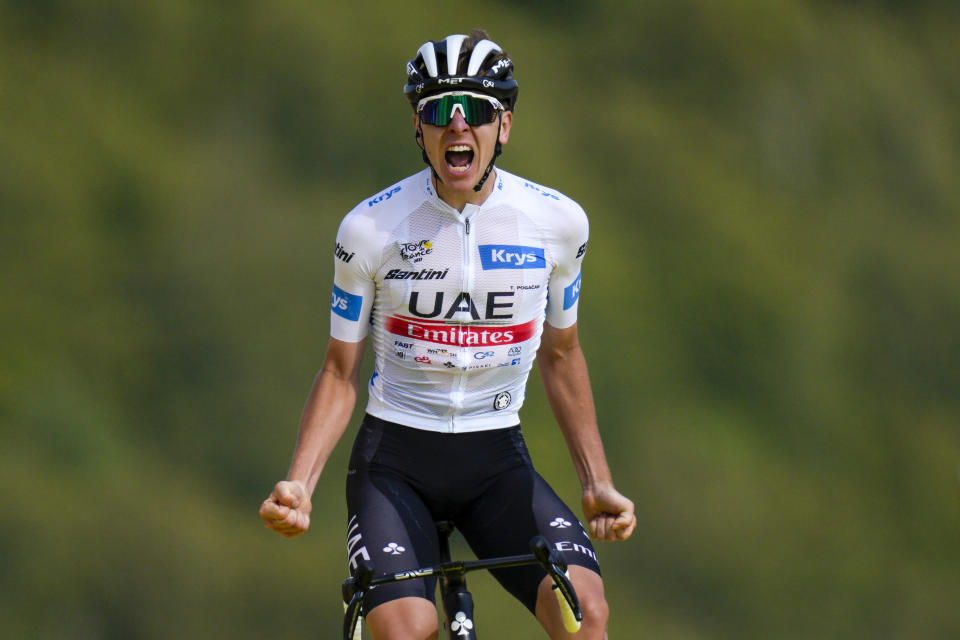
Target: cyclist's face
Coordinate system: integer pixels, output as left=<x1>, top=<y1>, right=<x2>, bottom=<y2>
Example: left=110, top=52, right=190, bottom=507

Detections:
left=415, top=107, right=512, bottom=196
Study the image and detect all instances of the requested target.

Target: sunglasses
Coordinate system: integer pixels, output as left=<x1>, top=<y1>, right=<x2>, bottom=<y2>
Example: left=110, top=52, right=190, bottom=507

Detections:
left=416, top=92, right=504, bottom=127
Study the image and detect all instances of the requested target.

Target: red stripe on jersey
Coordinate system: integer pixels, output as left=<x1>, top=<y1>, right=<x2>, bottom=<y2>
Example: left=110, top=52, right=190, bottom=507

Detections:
left=385, top=315, right=537, bottom=347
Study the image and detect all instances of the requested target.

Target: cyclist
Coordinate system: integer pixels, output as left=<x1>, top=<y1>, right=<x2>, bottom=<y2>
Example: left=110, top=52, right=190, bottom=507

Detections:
left=259, top=30, right=635, bottom=640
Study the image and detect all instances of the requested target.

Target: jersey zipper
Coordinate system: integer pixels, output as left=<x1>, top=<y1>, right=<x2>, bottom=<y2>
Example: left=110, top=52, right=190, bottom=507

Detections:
left=450, top=213, right=474, bottom=433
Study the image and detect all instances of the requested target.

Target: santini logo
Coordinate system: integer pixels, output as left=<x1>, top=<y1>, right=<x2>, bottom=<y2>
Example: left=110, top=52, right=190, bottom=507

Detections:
left=385, top=268, right=448, bottom=280
left=479, top=245, right=546, bottom=270
left=335, top=242, right=355, bottom=263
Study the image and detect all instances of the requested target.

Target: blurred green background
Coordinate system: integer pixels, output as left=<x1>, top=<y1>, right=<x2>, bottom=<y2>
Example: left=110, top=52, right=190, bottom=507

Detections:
left=2, top=0, right=958, bottom=638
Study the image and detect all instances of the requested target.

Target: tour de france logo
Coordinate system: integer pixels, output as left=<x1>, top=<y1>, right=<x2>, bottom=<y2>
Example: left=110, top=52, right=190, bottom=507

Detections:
left=399, top=239, right=433, bottom=263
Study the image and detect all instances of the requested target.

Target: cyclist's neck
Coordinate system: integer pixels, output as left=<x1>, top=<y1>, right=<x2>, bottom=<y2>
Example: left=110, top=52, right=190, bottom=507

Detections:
left=433, top=169, right=497, bottom=213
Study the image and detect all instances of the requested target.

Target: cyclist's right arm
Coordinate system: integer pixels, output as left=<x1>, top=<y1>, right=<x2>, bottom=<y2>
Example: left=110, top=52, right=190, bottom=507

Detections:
left=261, top=206, right=380, bottom=538
left=259, top=336, right=367, bottom=538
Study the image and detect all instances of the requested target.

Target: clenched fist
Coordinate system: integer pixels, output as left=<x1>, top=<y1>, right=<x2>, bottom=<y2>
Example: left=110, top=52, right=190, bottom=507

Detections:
left=259, top=480, right=312, bottom=538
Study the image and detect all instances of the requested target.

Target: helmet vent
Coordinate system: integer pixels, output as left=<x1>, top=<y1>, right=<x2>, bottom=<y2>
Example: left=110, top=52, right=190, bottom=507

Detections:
left=444, top=34, right=467, bottom=76
left=467, top=40, right=502, bottom=76
left=417, top=41, right=439, bottom=78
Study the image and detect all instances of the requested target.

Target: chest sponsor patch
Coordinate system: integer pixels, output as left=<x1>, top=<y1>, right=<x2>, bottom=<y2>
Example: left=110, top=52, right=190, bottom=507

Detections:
left=385, top=315, right=537, bottom=347
left=479, top=244, right=546, bottom=270
left=331, top=285, right=363, bottom=321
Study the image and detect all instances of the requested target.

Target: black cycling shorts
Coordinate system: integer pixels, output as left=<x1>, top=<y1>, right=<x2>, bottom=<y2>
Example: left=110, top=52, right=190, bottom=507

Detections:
left=345, top=414, right=601, bottom=615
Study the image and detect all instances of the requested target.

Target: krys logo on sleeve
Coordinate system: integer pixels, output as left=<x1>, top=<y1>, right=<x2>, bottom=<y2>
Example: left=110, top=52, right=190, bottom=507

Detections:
left=331, top=285, right=363, bottom=321
left=562, top=272, right=582, bottom=310
left=479, top=245, right=546, bottom=270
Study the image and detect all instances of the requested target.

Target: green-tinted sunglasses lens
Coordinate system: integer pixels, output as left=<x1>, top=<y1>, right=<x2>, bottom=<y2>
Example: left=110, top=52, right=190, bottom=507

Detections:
left=419, top=95, right=500, bottom=126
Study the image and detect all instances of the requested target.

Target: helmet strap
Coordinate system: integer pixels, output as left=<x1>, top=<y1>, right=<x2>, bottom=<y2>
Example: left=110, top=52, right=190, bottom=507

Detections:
left=473, top=111, right=503, bottom=192
left=416, top=122, right=443, bottom=184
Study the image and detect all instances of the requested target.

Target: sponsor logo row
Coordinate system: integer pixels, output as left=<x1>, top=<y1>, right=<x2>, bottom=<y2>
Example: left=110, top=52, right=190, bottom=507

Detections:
left=333, top=280, right=581, bottom=323
left=392, top=340, right=523, bottom=368
left=333, top=242, right=565, bottom=271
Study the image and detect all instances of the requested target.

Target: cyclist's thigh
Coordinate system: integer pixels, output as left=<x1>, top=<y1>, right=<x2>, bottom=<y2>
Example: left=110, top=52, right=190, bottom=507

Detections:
left=366, top=597, right=439, bottom=640
left=457, top=465, right=601, bottom=614
left=346, top=464, right=440, bottom=613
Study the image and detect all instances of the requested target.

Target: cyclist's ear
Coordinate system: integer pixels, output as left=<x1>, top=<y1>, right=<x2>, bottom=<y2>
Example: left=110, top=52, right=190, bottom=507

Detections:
left=498, top=110, right=513, bottom=145
left=413, top=114, right=424, bottom=149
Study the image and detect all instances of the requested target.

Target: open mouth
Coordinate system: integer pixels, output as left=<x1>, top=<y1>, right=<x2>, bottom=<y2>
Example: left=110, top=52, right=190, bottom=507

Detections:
left=444, top=145, right=474, bottom=174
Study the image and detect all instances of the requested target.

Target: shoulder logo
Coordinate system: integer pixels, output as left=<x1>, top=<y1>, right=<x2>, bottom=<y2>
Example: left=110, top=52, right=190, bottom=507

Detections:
left=523, top=181, right=560, bottom=201
left=563, top=272, right=582, bottom=310
left=576, top=242, right=587, bottom=259
left=331, top=285, right=363, bottom=321
left=368, top=185, right=402, bottom=207
left=399, top=240, right=434, bottom=263
left=335, top=242, right=355, bottom=263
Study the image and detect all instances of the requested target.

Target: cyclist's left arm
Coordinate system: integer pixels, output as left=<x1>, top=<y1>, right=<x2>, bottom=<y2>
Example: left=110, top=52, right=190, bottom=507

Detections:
left=538, top=322, right=636, bottom=542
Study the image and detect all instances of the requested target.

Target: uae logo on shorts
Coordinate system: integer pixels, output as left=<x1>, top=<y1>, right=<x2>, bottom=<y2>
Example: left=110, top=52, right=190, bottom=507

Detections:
left=493, top=391, right=512, bottom=410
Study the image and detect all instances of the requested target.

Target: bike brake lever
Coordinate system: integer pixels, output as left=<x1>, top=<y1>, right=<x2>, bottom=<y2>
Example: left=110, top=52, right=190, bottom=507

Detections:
left=530, top=536, right=583, bottom=628
left=342, top=560, right=375, bottom=640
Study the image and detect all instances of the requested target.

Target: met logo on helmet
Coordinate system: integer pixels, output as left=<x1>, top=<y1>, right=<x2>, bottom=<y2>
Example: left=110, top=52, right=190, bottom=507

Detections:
left=479, top=245, right=545, bottom=270
left=490, top=57, right=512, bottom=74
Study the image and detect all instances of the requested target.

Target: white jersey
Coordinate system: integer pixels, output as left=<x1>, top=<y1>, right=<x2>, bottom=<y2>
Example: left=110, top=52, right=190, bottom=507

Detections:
left=330, top=168, right=588, bottom=433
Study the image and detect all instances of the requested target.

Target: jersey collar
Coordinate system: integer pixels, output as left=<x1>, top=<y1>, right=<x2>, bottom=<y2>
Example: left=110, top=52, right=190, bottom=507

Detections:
left=421, top=168, right=509, bottom=217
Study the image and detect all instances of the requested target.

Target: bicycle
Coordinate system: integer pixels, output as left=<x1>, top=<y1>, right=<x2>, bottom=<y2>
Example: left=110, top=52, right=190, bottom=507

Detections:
left=341, top=520, right=583, bottom=639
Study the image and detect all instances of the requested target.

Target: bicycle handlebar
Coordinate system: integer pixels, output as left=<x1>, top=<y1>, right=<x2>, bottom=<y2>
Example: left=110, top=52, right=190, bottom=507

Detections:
left=340, top=535, right=583, bottom=639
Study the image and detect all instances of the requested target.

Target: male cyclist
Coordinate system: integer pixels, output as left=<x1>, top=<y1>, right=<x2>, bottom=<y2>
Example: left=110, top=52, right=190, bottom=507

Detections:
left=260, top=30, right=635, bottom=640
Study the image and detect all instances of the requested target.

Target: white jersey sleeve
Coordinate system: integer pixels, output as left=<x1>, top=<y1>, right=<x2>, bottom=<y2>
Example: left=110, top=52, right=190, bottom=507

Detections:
left=544, top=200, right=589, bottom=329
left=329, top=207, right=380, bottom=343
